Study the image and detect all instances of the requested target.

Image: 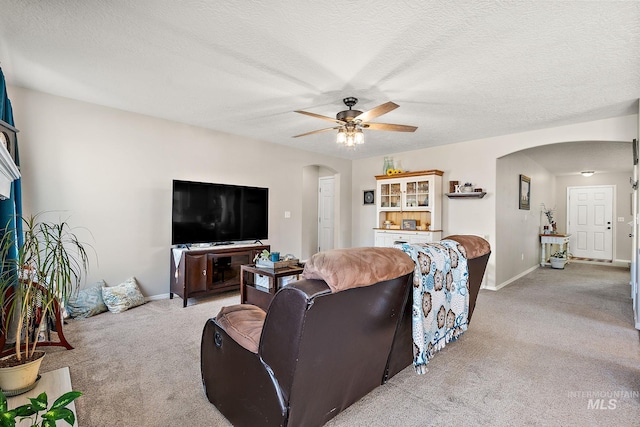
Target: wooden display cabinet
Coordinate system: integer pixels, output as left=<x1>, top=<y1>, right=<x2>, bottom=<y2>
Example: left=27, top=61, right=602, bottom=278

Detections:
left=170, top=244, right=269, bottom=307
left=374, top=170, right=443, bottom=247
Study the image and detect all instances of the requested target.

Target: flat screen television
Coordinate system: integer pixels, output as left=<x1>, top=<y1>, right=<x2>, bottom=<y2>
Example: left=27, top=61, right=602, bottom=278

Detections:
left=171, top=180, right=268, bottom=246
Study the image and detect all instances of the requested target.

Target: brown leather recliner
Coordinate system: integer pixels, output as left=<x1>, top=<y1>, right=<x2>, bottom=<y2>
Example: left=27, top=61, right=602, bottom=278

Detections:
left=201, top=237, right=490, bottom=427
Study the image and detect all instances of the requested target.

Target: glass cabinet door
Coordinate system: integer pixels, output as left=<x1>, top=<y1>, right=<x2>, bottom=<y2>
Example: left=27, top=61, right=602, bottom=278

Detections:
left=379, top=182, right=402, bottom=210
left=404, top=179, right=430, bottom=209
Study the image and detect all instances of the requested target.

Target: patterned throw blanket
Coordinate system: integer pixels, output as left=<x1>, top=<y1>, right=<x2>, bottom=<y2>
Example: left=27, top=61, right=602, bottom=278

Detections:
left=396, top=240, right=470, bottom=374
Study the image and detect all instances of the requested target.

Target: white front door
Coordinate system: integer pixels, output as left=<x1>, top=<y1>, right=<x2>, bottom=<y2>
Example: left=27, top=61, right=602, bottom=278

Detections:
left=318, top=176, right=335, bottom=252
left=567, top=186, right=614, bottom=260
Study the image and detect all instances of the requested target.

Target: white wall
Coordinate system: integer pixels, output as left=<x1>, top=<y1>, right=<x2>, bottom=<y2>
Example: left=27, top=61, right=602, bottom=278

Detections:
left=352, top=115, right=638, bottom=289
left=496, top=152, right=554, bottom=285
left=9, top=86, right=352, bottom=298
left=10, top=84, right=637, bottom=295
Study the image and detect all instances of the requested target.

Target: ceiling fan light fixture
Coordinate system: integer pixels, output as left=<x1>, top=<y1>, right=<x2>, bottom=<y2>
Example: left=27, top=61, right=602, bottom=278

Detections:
left=296, top=96, right=415, bottom=147
left=345, top=132, right=355, bottom=147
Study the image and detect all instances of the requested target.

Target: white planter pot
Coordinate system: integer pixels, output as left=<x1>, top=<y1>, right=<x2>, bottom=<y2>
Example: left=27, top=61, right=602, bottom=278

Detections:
left=549, top=257, right=566, bottom=269
left=0, top=351, right=44, bottom=392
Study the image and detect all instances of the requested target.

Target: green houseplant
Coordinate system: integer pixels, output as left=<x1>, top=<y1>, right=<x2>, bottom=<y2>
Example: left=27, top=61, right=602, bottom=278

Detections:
left=549, top=249, right=567, bottom=269
left=0, top=213, right=90, bottom=391
left=0, top=389, right=81, bottom=427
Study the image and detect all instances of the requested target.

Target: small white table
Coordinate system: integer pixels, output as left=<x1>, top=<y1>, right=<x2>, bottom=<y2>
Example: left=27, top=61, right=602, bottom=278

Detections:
left=7, top=367, right=78, bottom=427
left=540, top=234, right=571, bottom=267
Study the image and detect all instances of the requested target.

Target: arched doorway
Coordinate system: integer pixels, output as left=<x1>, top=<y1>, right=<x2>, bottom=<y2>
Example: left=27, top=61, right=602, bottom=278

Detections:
left=495, top=140, right=633, bottom=286
left=301, top=165, right=340, bottom=260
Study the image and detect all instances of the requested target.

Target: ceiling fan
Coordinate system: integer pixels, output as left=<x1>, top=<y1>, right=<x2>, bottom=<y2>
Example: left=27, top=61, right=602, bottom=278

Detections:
left=293, top=97, right=417, bottom=147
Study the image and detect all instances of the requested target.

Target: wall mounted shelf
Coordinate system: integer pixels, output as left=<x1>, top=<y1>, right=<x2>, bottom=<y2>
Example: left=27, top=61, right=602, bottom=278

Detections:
left=445, top=192, right=486, bottom=199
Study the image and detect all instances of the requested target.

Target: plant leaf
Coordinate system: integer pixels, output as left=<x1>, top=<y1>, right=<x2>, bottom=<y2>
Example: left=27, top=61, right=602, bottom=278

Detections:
left=0, top=410, right=16, bottom=427
left=59, top=407, right=75, bottom=425
left=13, top=405, right=36, bottom=417
left=0, top=392, right=6, bottom=413
left=42, top=407, right=75, bottom=425
left=50, top=391, right=81, bottom=410
left=27, top=393, right=47, bottom=412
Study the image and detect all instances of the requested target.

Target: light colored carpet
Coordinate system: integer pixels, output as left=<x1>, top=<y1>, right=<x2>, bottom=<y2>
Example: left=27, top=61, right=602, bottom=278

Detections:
left=39, top=263, right=639, bottom=426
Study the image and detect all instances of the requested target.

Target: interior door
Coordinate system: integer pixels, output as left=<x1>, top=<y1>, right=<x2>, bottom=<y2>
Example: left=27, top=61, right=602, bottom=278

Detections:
left=567, top=186, right=614, bottom=260
left=318, top=176, right=335, bottom=252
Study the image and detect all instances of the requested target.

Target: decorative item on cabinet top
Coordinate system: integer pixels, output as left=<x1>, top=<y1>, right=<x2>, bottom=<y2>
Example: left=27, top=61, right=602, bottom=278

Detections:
left=402, top=219, right=417, bottom=230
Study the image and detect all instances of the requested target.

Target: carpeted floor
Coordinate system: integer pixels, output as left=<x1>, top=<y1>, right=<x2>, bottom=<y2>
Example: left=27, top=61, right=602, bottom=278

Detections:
left=39, top=263, right=639, bottom=426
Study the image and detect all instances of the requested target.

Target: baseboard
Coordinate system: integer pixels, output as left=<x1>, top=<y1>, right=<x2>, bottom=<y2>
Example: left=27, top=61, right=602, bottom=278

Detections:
left=570, top=258, right=631, bottom=268
left=486, top=265, right=539, bottom=291
left=145, top=293, right=171, bottom=301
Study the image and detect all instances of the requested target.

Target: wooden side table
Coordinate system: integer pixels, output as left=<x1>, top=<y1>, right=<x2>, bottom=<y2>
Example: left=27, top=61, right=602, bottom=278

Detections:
left=240, top=264, right=304, bottom=311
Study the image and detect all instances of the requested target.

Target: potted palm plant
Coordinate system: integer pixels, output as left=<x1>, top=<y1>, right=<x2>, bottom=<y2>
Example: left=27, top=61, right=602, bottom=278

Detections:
left=0, top=213, right=90, bottom=392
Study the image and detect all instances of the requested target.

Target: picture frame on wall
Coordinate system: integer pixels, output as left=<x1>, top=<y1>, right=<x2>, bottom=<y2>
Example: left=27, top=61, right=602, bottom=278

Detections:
left=519, top=174, right=531, bottom=210
left=363, top=189, right=375, bottom=205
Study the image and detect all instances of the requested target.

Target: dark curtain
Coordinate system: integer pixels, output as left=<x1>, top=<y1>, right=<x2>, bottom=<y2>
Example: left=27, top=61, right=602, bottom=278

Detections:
left=0, top=67, right=23, bottom=262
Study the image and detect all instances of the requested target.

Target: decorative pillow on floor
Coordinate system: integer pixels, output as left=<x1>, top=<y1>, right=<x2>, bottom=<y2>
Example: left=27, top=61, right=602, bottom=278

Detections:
left=102, top=277, right=145, bottom=313
left=66, top=280, right=109, bottom=318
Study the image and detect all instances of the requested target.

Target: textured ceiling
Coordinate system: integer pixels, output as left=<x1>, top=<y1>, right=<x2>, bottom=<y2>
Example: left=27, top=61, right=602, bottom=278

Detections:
left=517, top=141, right=632, bottom=176
left=0, top=1, right=639, bottom=163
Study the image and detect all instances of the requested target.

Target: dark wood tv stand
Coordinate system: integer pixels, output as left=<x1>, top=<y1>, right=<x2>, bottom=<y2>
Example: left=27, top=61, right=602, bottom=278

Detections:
left=170, top=243, right=269, bottom=307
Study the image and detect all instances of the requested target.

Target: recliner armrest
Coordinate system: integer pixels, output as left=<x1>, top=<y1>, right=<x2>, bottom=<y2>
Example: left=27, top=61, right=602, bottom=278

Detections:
left=215, top=304, right=266, bottom=353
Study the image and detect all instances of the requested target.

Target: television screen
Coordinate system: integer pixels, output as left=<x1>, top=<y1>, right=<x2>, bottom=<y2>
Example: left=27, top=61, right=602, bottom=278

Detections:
left=171, top=180, right=268, bottom=245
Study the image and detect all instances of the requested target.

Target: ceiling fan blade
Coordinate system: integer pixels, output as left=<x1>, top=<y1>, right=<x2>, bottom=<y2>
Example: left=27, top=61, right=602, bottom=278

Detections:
left=292, top=127, right=340, bottom=138
left=364, top=122, right=418, bottom=132
left=355, top=101, right=399, bottom=122
left=295, top=110, right=345, bottom=125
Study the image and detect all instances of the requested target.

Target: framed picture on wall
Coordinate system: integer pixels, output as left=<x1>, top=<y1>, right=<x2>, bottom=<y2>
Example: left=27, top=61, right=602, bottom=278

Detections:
left=519, top=174, right=531, bottom=210
left=363, top=189, right=375, bottom=205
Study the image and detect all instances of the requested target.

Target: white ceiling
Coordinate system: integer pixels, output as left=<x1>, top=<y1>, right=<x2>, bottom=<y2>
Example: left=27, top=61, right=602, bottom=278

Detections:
left=0, top=1, right=638, bottom=165
left=516, top=140, right=632, bottom=176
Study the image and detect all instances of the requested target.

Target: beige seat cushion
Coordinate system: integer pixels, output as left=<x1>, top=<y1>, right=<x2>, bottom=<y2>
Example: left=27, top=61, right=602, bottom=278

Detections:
left=216, top=304, right=266, bottom=353
left=302, top=247, right=415, bottom=293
